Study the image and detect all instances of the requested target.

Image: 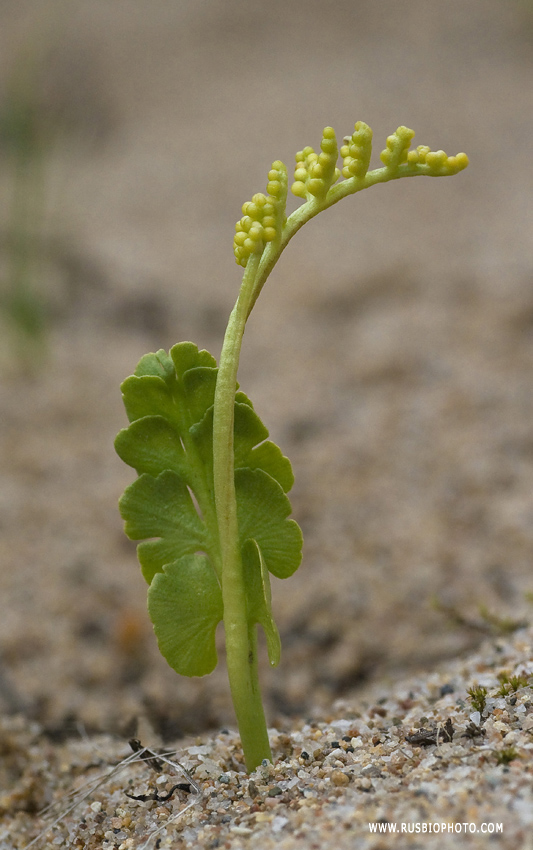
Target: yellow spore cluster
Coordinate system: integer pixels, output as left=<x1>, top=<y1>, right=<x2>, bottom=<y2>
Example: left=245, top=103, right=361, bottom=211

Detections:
left=379, top=125, right=416, bottom=171
left=406, top=145, right=469, bottom=175
left=234, top=121, right=469, bottom=266
left=380, top=126, right=469, bottom=176
left=340, top=121, right=373, bottom=179
left=234, top=161, right=286, bottom=267
left=291, top=127, right=340, bottom=201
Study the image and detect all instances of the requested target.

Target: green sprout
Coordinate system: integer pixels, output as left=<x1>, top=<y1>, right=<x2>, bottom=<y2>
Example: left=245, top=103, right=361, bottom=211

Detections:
left=495, top=746, right=519, bottom=766
left=467, top=685, right=488, bottom=714
left=115, top=121, right=468, bottom=772
left=496, top=672, right=529, bottom=696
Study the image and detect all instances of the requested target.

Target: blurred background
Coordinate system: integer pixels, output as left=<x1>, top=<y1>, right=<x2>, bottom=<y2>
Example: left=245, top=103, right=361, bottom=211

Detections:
left=0, top=0, right=532, bottom=741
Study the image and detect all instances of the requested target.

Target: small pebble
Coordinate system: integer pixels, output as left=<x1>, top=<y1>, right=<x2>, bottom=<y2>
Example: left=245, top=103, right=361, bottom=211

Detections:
left=331, top=770, right=350, bottom=786
left=268, top=785, right=283, bottom=797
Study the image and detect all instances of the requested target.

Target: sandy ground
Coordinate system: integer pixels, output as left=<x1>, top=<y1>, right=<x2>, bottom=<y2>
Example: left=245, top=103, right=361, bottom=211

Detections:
left=2, top=626, right=533, bottom=849
left=0, top=1, right=533, bottom=845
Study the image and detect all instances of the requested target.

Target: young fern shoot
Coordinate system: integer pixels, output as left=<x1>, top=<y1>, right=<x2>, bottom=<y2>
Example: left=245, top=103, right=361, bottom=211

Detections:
left=115, top=121, right=468, bottom=772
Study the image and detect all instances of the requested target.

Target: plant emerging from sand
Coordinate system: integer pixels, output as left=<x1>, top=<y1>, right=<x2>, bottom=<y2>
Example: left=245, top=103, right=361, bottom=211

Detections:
left=116, top=121, right=468, bottom=771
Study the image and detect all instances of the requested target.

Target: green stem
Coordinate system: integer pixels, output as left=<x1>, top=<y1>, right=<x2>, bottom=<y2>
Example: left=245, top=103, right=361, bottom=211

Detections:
left=213, top=161, right=427, bottom=770
left=213, top=179, right=370, bottom=771
left=213, top=251, right=271, bottom=771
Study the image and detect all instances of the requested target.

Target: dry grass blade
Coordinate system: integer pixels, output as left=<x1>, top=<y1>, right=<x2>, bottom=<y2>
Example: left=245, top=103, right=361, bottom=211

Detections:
left=20, top=743, right=202, bottom=850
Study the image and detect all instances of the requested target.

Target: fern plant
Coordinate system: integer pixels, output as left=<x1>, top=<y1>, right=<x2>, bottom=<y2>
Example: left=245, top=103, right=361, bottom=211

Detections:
left=115, top=121, right=468, bottom=771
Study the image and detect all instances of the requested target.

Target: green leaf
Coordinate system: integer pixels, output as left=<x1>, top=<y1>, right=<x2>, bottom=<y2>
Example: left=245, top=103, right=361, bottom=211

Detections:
left=134, top=349, right=176, bottom=380
left=148, top=554, right=223, bottom=677
left=116, top=344, right=226, bottom=600
left=170, top=341, right=217, bottom=378
left=117, top=343, right=221, bottom=479
left=118, top=471, right=207, bottom=583
left=116, top=342, right=301, bottom=688
left=235, top=390, right=253, bottom=407
left=233, top=402, right=295, bottom=489
left=191, top=401, right=294, bottom=493
left=233, top=401, right=269, bottom=461
left=242, top=538, right=281, bottom=667
left=182, top=366, right=218, bottom=424
left=120, top=375, right=176, bottom=424
left=236, top=468, right=302, bottom=579
left=247, top=440, right=294, bottom=492
left=115, top=416, right=186, bottom=478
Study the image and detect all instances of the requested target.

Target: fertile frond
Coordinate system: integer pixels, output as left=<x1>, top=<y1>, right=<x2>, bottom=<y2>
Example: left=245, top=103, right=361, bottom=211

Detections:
left=379, top=125, right=416, bottom=172
left=235, top=121, right=468, bottom=275
left=340, top=121, right=373, bottom=179
left=291, top=126, right=340, bottom=201
left=380, top=125, right=469, bottom=176
left=234, top=160, right=288, bottom=267
left=405, top=144, right=469, bottom=176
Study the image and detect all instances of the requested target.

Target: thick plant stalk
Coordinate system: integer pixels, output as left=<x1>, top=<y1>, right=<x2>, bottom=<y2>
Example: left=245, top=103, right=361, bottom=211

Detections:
left=212, top=252, right=272, bottom=770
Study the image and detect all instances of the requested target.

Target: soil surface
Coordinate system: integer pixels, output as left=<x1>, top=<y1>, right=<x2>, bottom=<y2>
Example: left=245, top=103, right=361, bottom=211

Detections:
left=0, top=2, right=532, bottom=846
left=2, top=626, right=533, bottom=849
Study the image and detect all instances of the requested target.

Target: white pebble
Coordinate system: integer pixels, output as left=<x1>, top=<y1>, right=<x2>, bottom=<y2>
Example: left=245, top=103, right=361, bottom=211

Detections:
left=187, top=744, right=212, bottom=755
left=272, top=815, right=289, bottom=833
